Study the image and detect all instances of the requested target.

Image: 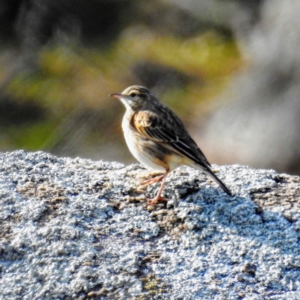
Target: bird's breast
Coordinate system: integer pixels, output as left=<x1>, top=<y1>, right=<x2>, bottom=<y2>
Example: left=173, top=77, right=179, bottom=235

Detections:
left=122, top=114, right=168, bottom=171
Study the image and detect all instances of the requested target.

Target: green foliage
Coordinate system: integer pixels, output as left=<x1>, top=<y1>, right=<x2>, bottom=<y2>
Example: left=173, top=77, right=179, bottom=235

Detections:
left=1, top=120, right=57, bottom=150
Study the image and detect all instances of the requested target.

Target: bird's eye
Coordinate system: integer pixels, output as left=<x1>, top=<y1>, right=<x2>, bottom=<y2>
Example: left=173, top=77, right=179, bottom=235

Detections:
left=130, top=93, right=137, bottom=98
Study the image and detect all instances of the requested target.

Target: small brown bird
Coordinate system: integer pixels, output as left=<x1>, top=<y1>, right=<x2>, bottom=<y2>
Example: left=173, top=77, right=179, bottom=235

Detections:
left=110, top=85, right=232, bottom=204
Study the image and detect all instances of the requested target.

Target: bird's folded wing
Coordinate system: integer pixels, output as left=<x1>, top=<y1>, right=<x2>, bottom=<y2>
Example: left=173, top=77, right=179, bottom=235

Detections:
left=132, top=110, right=210, bottom=167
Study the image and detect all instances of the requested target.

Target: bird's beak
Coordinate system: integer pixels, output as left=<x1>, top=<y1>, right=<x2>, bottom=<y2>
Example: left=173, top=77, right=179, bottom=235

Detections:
left=109, top=93, right=121, bottom=99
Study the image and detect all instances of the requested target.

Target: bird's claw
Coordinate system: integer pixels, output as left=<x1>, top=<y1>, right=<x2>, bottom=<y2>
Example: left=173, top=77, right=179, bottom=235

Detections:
left=147, top=196, right=168, bottom=205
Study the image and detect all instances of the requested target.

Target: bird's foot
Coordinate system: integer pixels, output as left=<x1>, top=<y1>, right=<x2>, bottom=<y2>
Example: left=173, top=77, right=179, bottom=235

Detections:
left=147, top=195, right=168, bottom=205
left=141, top=174, right=164, bottom=186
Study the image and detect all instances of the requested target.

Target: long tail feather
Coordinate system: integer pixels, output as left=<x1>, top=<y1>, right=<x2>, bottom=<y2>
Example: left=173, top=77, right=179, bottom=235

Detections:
left=192, top=163, right=232, bottom=196
left=205, top=169, right=232, bottom=196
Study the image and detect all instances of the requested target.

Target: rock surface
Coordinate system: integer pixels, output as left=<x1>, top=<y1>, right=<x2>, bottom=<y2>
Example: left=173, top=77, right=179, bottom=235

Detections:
left=0, top=150, right=300, bottom=299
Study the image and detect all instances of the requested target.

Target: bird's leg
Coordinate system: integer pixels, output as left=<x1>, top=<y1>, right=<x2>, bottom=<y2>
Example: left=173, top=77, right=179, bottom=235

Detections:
left=147, top=171, right=170, bottom=205
left=141, top=174, right=164, bottom=186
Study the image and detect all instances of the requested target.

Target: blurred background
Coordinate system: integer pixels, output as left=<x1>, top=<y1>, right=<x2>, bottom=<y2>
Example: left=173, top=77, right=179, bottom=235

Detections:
left=0, top=0, right=299, bottom=175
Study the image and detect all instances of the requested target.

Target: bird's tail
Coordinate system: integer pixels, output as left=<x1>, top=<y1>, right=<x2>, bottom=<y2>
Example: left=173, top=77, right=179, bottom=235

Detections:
left=206, top=169, right=232, bottom=196
left=192, top=163, right=232, bottom=196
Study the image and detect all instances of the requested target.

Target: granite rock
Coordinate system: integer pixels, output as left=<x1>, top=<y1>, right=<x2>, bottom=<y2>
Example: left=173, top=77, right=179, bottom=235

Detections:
left=0, top=150, right=299, bottom=299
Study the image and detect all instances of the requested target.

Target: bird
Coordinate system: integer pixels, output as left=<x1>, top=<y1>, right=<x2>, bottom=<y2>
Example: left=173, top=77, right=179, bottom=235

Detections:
left=110, top=85, right=232, bottom=205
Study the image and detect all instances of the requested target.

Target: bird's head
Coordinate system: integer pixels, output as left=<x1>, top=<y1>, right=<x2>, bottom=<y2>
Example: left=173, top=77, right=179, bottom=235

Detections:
left=110, top=85, right=152, bottom=111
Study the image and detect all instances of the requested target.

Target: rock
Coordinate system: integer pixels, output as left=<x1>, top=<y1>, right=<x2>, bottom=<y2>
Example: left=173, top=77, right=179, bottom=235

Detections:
left=0, top=150, right=299, bottom=299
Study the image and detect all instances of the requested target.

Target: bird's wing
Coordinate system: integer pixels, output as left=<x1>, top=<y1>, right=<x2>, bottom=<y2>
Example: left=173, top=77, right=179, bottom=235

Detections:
left=132, top=110, right=211, bottom=167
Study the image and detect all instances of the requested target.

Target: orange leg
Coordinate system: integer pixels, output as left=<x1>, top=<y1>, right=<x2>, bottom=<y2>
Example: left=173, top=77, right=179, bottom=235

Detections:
left=147, top=171, right=170, bottom=205
left=141, top=174, right=164, bottom=186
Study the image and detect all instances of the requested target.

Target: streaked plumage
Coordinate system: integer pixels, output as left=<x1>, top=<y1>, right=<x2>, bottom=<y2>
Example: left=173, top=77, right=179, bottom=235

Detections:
left=110, top=85, right=232, bottom=204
